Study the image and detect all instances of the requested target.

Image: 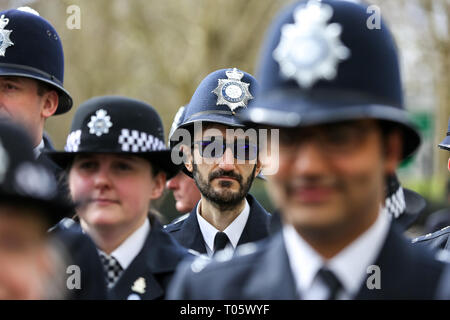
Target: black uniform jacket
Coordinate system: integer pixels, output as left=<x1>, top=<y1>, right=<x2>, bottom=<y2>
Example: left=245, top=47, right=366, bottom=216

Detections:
left=55, top=216, right=192, bottom=300
left=163, top=194, right=271, bottom=254
left=168, top=223, right=447, bottom=299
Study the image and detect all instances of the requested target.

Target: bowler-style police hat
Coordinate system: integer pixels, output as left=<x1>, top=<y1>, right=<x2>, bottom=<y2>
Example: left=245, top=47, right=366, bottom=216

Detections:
left=178, top=68, right=258, bottom=132
left=438, top=117, right=450, bottom=151
left=240, top=0, right=420, bottom=160
left=47, top=96, right=179, bottom=179
left=0, top=8, right=72, bottom=114
left=0, top=120, right=72, bottom=226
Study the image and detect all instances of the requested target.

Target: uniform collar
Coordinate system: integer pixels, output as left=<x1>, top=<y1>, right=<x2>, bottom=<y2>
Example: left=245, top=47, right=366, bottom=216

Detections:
left=100, top=219, right=150, bottom=270
left=196, top=198, right=250, bottom=256
left=283, top=207, right=391, bottom=299
left=33, top=139, right=45, bottom=159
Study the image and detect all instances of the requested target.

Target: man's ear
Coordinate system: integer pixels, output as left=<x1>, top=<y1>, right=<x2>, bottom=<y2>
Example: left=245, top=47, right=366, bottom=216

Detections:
left=181, top=144, right=194, bottom=174
left=254, top=159, right=262, bottom=178
left=40, top=90, right=59, bottom=119
left=149, top=172, right=166, bottom=200
left=383, top=130, right=403, bottom=175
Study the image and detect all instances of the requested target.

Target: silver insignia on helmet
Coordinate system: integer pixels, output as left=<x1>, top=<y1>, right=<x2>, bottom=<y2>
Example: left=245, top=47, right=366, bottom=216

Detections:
left=0, top=138, right=9, bottom=183
left=0, top=15, right=14, bottom=57
left=212, top=68, right=254, bottom=112
left=65, top=130, right=82, bottom=152
left=88, top=109, right=113, bottom=137
left=14, top=162, right=56, bottom=199
left=273, top=1, right=350, bottom=88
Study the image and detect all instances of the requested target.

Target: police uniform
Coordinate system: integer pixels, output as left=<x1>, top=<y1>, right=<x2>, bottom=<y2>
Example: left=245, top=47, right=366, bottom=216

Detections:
left=164, top=68, right=271, bottom=256
left=47, top=96, right=192, bottom=300
left=412, top=117, right=450, bottom=251
left=168, top=0, right=448, bottom=299
left=164, top=194, right=271, bottom=255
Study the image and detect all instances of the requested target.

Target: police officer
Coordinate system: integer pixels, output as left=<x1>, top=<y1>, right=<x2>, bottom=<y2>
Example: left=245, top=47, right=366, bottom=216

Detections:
left=412, top=116, right=450, bottom=251
left=0, top=120, right=74, bottom=299
left=164, top=68, right=271, bottom=257
left=168, top=0, right=447, bottom=299
left=0, top=7, right=72, bottom=166
left=166, top=106, right=201, bottom=218
left=48, top=96, right=191, bottom=300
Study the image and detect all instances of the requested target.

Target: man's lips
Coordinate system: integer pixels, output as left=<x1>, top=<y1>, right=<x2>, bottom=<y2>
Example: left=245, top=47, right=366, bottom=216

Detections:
left=288, top=186, right=336, bottom=202
left=91, top=198, right=120, bottom=205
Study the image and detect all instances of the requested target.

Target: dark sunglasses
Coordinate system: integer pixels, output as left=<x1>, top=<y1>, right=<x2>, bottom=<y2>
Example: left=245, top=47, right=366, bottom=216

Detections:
left=192, top=139, right=258, bottom=161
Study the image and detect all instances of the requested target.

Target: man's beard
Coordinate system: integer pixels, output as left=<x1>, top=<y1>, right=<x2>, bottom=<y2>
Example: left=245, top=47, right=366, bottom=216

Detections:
left=192, top=163, right=256, bottom=211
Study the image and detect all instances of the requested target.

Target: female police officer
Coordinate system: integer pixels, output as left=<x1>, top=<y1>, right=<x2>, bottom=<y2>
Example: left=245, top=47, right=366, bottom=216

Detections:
left=48, top=95, right=190, bottom=300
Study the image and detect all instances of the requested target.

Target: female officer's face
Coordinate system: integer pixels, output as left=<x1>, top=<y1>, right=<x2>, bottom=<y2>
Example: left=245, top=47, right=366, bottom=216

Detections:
left=69, top=154, right=165, bottom=233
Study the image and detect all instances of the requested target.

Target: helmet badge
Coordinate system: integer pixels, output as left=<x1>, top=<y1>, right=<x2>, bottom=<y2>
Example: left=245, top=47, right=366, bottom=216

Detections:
left=273, top=0, right=350, bottom=88
left=0, top=15, right=14, bottom=57
left=212, top=68, right=254, bottom=112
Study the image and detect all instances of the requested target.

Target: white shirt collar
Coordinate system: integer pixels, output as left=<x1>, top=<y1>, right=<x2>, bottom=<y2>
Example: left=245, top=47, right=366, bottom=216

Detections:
left=33, top=139, right=45, bottom=159
left=196, top=198, right=250, bottom=257
left=99, top=219, right=150, bottom=270
left=283, top=208, right=391, bottom=299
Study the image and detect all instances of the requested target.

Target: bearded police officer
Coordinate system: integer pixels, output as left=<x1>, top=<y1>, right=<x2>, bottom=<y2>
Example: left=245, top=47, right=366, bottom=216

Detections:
left=164, top=68, right=271, bottom=257
left=168, top=0, right=448, bottom=299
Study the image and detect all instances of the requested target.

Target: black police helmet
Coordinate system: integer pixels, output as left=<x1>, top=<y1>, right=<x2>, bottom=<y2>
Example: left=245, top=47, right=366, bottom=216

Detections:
left=0, top=8, right=72, bottom=114
left=0, top=120, right=73, bottom=226
left=172, top=68, right=258, bottom=177
left=47, top=96, right=179, bottom=179
left=240, top=0, right=420, bottom=160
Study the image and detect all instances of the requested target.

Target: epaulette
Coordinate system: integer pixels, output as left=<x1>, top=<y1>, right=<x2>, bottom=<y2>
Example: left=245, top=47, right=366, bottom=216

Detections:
left=412, top=226, right=450, bottom=243
left=163, top=213, right=189, bottom=230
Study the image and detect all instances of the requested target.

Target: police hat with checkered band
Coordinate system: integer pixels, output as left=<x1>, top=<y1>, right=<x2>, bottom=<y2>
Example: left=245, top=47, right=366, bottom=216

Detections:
left=47, top=96, right=179, bottom=178
left=385, top=174, right=426, bottom=231
left=177, top=68, right=258, bottom=132
left=240, top=0, right=421, bottom=160
left=438, top=116, right=450, bottom=151
left=0, top=7, right=72, bottom=114
left=0, top=120, right=72, bottom=226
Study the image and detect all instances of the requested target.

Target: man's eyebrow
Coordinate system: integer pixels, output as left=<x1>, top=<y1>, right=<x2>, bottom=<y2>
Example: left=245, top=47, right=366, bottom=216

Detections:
left=0, top=77, right=23, bottom=83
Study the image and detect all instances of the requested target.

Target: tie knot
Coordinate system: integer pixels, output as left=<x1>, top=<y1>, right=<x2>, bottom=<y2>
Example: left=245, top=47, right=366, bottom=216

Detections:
left=317, top=268, right=342, bottom=300
left=213, top=232, right=230, bottom=253
left=99, top=252, right=123, bottom=289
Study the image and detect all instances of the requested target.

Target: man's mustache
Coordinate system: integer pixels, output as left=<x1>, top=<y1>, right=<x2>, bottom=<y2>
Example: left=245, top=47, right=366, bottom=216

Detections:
left=208, top=169, right=243, bottom=184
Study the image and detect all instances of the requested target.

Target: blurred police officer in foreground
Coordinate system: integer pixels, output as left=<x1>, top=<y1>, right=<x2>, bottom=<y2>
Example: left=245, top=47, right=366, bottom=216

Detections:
left=412, top=116, right=450, bottom=251
left=168, top=0, right=448, bottom=299
left=164, top=68, right=271, bottom=257
left=166, top=106, right=201, bottom=217
left=48, top=96, right=191, bottom=300
left=0, top=120, right=72, bottom=299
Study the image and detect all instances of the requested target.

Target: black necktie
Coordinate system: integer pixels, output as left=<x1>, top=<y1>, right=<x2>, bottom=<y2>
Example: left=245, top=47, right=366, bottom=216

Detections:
left=317, top=268, right=342, bottom=300
left=213, top=232, right=230, bottom=254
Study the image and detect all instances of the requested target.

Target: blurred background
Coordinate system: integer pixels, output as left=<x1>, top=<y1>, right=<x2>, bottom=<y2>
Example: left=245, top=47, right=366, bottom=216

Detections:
left=1, top=0, right=449, bottom=232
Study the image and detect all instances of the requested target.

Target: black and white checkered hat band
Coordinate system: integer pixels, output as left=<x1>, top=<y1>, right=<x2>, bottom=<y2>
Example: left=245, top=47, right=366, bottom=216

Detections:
left=64, top=128, right=166, bottom=153
left=118, top=129, right=166, bottom=152
left=385, top=186, right=406, bottom=219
